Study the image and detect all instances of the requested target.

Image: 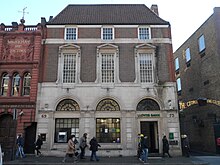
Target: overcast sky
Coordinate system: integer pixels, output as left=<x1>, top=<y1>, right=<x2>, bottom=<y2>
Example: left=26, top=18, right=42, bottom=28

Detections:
left=1, top=0, right=220, bottom=51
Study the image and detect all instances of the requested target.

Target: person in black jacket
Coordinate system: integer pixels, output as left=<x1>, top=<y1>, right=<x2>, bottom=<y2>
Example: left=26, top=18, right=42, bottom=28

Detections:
left=89, top=137, right=101, bottom=161
left=140, top=135, right=149, bottom=164
left=35, top=135, right=43, bottom=157
left=162, top=135, right=172, bottom=158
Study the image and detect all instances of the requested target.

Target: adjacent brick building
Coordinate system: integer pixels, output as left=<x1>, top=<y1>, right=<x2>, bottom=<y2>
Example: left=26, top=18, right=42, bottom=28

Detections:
left=174, top=7, right=220, bottom=154
left=37, top=4, right=182, bottom=156
left=0, top=20, right=45, bottom=160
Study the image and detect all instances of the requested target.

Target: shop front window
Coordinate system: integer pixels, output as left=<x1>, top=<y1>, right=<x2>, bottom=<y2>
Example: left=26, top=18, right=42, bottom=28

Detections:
left=54, top=118, right=79, bottom=143
left=96, top=118, right=120, bottom=143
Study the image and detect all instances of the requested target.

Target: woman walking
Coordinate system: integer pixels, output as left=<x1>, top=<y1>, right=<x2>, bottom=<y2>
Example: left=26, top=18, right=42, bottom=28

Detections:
left=62, top=135, right=76, bottom=163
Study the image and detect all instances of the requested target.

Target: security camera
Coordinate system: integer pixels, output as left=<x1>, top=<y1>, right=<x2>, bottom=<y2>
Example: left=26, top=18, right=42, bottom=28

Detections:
left=19, top=111, right=24, bottom=116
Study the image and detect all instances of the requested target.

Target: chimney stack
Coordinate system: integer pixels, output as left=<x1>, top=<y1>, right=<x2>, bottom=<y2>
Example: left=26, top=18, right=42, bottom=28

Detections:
left=151, top=4, right=159, bottom=16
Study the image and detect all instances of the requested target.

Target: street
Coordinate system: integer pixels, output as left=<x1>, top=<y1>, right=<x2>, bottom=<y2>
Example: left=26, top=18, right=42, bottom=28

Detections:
left=193, top=156, right=220, bottom=165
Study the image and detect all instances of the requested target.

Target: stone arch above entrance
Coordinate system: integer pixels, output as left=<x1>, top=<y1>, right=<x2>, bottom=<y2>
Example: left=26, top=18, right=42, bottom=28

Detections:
left=137, top=98, right=160, bottom=111
left=96, top=98, right=120, bottom=111
left=56, top=99, right=80, bottom=111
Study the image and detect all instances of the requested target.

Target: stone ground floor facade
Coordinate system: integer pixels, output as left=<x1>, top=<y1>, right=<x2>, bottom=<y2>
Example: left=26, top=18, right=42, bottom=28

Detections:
left=36, top=82, right=182, bottom=156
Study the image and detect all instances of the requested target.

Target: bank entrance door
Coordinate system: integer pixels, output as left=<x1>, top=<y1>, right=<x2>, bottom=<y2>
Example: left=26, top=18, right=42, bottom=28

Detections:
left=140, top=121, right=159, bottom=153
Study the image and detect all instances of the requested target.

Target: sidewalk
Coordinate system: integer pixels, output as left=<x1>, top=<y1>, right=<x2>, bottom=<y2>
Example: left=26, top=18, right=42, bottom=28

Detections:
left=4, top=155, right=208, bottom=165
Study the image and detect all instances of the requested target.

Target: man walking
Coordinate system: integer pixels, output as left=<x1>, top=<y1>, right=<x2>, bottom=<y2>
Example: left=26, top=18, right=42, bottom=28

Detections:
left=79, top=133, right=87, bottom=159
left=140, top=135, right=149, bottom=164
left=15, top=134, right=25, bottom=158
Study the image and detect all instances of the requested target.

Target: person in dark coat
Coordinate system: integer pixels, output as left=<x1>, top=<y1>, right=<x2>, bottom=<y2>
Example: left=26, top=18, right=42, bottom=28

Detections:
left=15, top=134, right=25, bottom=158
left=162, top=135, right=172, bottom=158
left=89, top=137, right=101, bottom=161
left=79, top=133, right=88, bottom=159
left=35, top=135, right=43, bottom=156
left=182, top=135, right=190, bottom=157
left=140, top=135, right=149, bottom=163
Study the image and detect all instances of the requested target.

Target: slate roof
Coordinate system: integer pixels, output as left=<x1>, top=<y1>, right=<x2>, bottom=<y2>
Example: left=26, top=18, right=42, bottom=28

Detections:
left=48, top=4, right=169, bottom=25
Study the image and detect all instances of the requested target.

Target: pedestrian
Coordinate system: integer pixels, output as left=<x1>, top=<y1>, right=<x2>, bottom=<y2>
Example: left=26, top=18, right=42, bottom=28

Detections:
left=35, top=135, right=43, bottom=157
left=137, top=133, right=143, bottom=159
left=162, top=135, right=172, bottom=158
left=182, top=135, right=190, bottom=157
left=62, top=135, right=77, bottom=163
left=140, top=135, right=149, bottom=164
left=15, top=134, right=25, bottom=158
left=89, top=137, right=101, bottom=161
left=79, top=133, right=88, bottom=159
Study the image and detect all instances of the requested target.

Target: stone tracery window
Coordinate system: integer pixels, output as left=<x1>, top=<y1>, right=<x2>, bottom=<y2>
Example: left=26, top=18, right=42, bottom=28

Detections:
left=137, top=98, right=160, bottom=111
left=96, top=98, right=120, bottom=111
left=56, top=99, right=80, bottom=111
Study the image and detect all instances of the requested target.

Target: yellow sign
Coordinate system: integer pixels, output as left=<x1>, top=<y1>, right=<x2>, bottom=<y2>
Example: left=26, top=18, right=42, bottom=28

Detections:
left=179, top=99, right=220, bottom=110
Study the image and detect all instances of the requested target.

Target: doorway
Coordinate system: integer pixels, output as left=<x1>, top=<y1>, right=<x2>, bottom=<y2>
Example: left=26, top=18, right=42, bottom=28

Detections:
left=0, top=114, right=17, bottom=161
left=24, top=123, right=37, bottom=154
left=140, top=121, right=159, bottom=153
left=213, top=123, right=220, bottom=154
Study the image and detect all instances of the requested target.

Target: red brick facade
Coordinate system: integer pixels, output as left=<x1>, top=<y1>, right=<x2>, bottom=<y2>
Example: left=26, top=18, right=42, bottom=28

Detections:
left=0, top=22, right=44, bottom=157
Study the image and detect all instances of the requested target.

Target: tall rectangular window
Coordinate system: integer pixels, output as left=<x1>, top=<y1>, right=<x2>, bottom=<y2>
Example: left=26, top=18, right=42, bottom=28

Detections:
left=63, top=54, right=76, bottom=83
left=139, top=53, right=153, bottom=83
left=198, top=35, right=205, bottom=52
left=101, top=54, right=115, bottom=83
left=139, top=27, right=150, bottom=40
left=177, top=78, right=182, bottom=92
left=55, top=118, right=79, bottom=143
left=185, top=48, right=191, bottom=63
left=65, top=28, right=77, bottom=40
left=175, top=58, right=179, bottom=71
left=102, top=28, right=113, bottom=40
left=1, top=73, right=9, bottom=96
left=11, top=73, right=20, bottom=96
left=23, top=73, right=31, bottom=96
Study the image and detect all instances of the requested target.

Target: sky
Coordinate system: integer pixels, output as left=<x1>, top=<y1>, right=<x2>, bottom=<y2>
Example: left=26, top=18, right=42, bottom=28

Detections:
left=0, top=0, right=220, bottom=51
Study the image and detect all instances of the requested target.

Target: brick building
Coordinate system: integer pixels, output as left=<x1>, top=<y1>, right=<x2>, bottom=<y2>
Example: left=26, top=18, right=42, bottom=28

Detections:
left=174, top=7, right=220, bottom=154
left=37, top=4, right=182, bottom=156
left=0, top=20, right=45, bottom=160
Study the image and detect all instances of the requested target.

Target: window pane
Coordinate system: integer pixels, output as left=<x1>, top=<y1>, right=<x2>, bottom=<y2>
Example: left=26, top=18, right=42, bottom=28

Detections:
left=139, top=53, right=153, bottom=83
left=175, top=58, right=179, bottom=71
left=96, top=118, right=120, bottom=143
left=23, top=73, right=31, bottom=96
left=101, top=54, right=114, bottom=83
left=55, top=118, right=79, bottom=143
left=63, top=54, right=76, bottom=83
left=66, top=28, right=76, bottom=40
left=177, top=78, right=182, bottom=91
left=102, top=28, right=113, bottom=40
left=198, top=35, right=205, bottom=52
left=185, top=48, right=191, bottom=62
left=11, top=73, right=20, bottom=96
left=139, top=28, right=149, bottom=40
left=1, top=73, right=9, bottom=96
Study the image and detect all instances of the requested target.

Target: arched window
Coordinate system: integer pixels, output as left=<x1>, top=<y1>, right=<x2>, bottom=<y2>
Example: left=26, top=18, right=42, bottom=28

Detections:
left=56, top=99, right=80, bottom=111
left=137, top=98, right=160, bottom=111
left=11, top=73, right=20, bottom=96
left=96, top=98, right=120, bottom=111
left=23, top=72, right=31, bottom=96
left=1, top=73, right=9, bottom=96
